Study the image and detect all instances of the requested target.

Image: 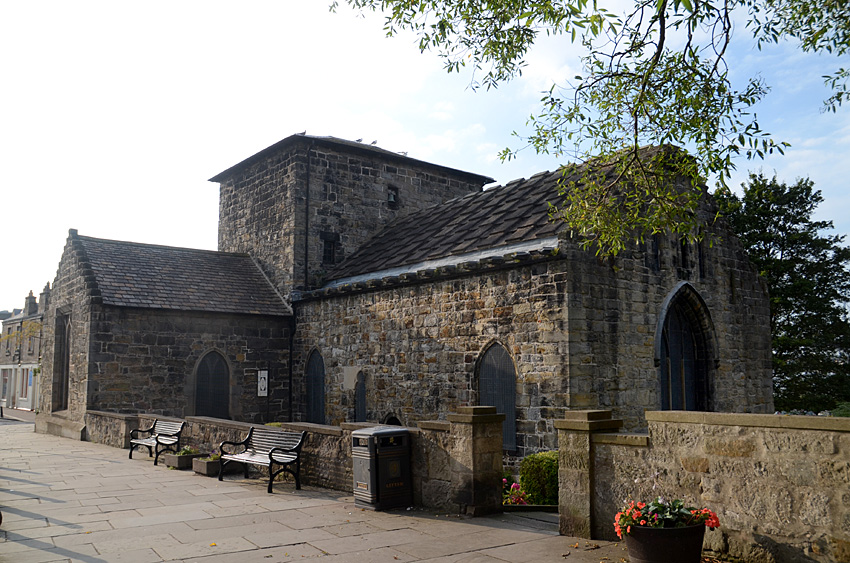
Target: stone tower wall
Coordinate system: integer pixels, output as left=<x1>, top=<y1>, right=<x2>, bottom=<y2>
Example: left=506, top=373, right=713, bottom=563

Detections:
left=216, top=138, right=487, bottom=294
left=298, top=142, right=486, bottom=289
left=217, top=146, right=301, bottom=295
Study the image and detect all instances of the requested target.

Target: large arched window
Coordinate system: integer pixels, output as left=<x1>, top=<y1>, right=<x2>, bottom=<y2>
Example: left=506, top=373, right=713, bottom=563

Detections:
left=196, top=351, right=230, bottom=419
left=657, top=283, right=715, bottom=411
left=478, top=342, right=516, bottom=450
left=306, top=350, right=325, bottom=424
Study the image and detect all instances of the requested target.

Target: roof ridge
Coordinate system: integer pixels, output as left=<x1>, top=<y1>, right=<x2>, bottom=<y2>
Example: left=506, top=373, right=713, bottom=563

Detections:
left=75, top=234, right=241, bottom=257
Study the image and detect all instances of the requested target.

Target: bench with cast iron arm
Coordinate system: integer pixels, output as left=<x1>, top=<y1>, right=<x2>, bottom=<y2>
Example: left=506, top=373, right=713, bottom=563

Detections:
left=218, top=427, right=306, bottom=493
left=129, top=419, right=185, bottom=466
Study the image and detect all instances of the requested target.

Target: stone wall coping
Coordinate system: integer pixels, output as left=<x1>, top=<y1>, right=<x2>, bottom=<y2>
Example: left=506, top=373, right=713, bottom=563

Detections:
left=87, top=410, right=139, bottom=421
left=339, top=422, right=381, bottom=431
left=591, top=432, right=649, bottom=447
left=645, top=410, right=850, bottom=432
left=138, top=414, right=185, bottom=423
left=447, top=412, right=506, bottom=424
left=276, top=422, right=344, bottom=437
left=417, top=420, right=451, bottom=432
left=554, top=418, right=623, bottom=432
left=186, top=416, right=253, bottom=432
left=561, top=410, right=613, bottom=422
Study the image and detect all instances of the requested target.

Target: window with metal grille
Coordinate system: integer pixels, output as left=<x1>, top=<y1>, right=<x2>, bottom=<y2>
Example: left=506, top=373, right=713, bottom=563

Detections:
left=478, top=343, right=516, bottom=450
left=195, top=351, right=230, bottom=419
left=355, top=371, right=366, bottom=422
left=306, top=350, right=325, bottom=424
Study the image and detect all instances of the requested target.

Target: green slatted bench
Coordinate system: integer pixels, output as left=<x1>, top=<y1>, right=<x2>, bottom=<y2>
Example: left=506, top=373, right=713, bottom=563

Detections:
left=129, top=419, right=185, bottom=466
left=218, top=427, right=306, bottom=493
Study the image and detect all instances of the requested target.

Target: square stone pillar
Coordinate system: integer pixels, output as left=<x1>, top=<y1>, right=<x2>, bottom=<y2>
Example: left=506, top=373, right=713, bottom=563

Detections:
left=447, top=406, right=506, bottom=516
left=554, top=410, right=622, bottom=538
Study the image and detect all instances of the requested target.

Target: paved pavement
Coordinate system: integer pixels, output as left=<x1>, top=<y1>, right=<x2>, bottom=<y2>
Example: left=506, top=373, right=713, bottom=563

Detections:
left=1, top=408, right=36, bottom=424
left=0, top=419, right=627, bottom=563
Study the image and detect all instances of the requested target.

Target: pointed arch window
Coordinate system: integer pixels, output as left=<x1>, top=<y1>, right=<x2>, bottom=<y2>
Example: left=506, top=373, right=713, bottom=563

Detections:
left=306, top=351, right=325, bottom=424
left=478, top=343, right=516, bottom=450
left=658, top=286, right=714, bottom=411
left=196, top=351, right=230, bottom=419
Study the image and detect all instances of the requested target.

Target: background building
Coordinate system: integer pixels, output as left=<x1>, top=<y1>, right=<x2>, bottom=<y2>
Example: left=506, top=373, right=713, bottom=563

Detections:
left=1, top=285, right=49, bottom=411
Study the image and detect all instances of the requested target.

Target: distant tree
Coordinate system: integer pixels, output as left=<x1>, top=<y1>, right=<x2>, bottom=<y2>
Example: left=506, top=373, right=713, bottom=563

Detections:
left=715, top=174, right=850, bottom=412
left=336, top=0, right=849, bottom=255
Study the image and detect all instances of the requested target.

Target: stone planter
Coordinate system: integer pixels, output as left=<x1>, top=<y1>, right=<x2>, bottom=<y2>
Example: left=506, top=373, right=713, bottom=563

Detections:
left=625, top=524, right=706, bottom=563
left=162, top=452, right=206, bottom=470
left=192, top=457, right=221, bottom=476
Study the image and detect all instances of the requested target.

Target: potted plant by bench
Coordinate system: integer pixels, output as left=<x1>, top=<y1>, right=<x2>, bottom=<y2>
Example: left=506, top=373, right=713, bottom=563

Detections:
left=193, top=452, right=221, bottom=476
left=163, top=447, right=205, bottom=470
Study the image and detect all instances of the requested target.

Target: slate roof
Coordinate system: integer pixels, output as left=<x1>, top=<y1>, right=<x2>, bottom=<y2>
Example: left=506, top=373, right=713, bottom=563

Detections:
left=75, top=234, right=291, bottom=316
left=326, top=168, right=570, bottom=282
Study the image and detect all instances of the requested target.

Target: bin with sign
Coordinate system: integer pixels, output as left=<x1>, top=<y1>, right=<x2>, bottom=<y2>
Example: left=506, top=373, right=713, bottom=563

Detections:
left=352, top=426, right=412, bottom=510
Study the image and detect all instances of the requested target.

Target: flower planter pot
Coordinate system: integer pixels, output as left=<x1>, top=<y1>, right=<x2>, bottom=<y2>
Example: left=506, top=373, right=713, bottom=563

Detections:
left=192, top=457, right=221, bottom=476
left=162, top=453, right=206, bottom=470
left=625, top=524, right=706, bottom=563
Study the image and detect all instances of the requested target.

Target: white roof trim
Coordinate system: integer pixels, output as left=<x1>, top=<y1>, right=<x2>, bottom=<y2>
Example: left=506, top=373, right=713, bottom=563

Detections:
left=325, top=236, right=560, bottom=288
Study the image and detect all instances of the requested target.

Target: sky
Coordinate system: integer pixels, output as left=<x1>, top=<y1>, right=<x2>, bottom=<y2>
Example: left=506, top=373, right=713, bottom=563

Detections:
left=1, top=1, right=848, bottom=311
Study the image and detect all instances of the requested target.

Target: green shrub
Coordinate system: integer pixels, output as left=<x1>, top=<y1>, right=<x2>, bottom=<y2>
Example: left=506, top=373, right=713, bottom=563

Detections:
left=265, top=422, right=283, bottom=427
left=833, top=402, right=850, bottom=417
left=519, top=450, right=559, bottom=505
left=177, top=446, right=200, bottom=456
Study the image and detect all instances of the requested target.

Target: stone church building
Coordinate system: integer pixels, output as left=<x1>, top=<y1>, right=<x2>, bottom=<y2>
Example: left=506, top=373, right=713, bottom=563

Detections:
left=35, top=134, right=773, bottom=458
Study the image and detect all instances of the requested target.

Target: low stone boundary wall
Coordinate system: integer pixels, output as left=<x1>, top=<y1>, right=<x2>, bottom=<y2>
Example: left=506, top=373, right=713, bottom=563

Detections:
left=556, top=410, right=850, bottom=563
left=85, top=406, right=504, bottom=514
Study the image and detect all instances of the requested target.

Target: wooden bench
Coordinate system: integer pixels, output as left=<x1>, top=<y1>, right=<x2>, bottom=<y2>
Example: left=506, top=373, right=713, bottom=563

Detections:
left=129, top=419, right=185, bottom=466
left=219, top=427, right=306, bottom=493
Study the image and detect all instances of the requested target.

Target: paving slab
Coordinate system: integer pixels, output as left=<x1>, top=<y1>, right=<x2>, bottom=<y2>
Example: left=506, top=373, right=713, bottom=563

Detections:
left=0, top=422, right=627, bottom=562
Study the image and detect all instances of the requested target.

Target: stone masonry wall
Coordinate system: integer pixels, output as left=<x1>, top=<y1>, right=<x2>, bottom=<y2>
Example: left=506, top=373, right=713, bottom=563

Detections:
left=560, top=410, right=850, bottom=563
left=216, top=138, right=486, bottom=294
left=560, top=223, right=773, bottom=426
left=217, top=145, right=300, bottom=295
left=37, top=231, right=96, bottom=433
left=85, top=307, right=290, bottom=423
left=293, top=222, right=772, bottom=462
left=294, top=255, right=572, bottom=462
left=35, top=231, right=292, bottom=434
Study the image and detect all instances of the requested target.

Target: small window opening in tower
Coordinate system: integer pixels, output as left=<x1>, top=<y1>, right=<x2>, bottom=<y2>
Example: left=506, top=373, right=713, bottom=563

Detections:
left=322, top=239, right=336, bottom=264
left=320, top=231, right=340, bottom=265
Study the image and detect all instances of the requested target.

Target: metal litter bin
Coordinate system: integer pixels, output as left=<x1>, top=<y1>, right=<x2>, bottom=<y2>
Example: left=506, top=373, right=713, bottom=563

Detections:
left=352, top=426, right=412, bottom=510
